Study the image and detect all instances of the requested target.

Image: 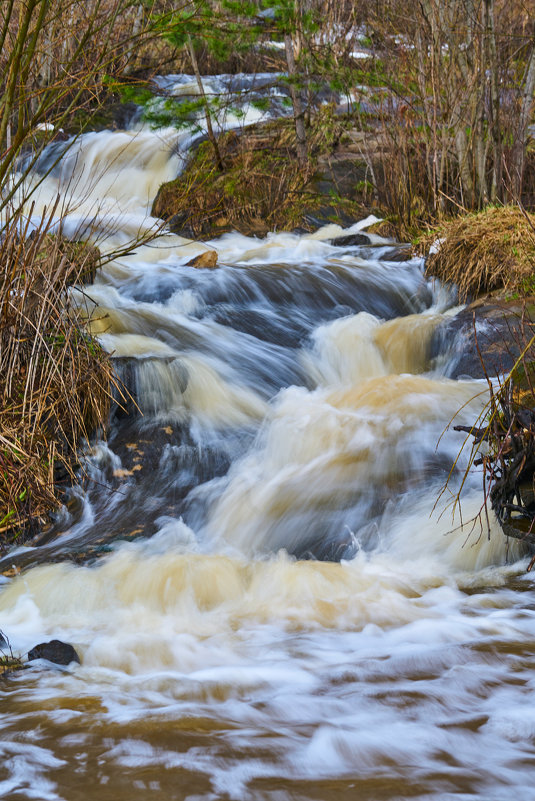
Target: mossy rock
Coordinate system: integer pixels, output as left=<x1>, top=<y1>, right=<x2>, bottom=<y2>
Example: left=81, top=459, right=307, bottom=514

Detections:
left=67, top=100, right=137, bottom=135
left=151, top=122, right=375, bottom=238
left=312, top=158, right=370, bottom=201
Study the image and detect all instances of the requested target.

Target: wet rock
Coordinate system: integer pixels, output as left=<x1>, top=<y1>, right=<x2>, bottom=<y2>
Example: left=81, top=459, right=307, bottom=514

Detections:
left=302, top=209, right=358, bottom=230
left=68, top=100, right=137, bottom=135
left=431, top=298, right=527, bottom=378
left=186, top=250, right=218, bottom=269
left=64, top=483, right=86, bottom=515
left=330, top=233, right=370, bottom=247
left=295, top=534, right=358, bottom=562
left=381, top=245, right=413, bottom=262
left=167, top=214, right=196, bottom=240
left=27, top=639, right=81, bottom=666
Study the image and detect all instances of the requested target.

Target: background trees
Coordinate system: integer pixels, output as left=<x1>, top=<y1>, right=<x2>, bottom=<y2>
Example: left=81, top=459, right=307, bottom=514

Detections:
left=124, top=1, right=362, bottom=171
left=2, top=0, right=535, bottom=225
left=121, top=0, right=535, bottom=224
left=0, top=0, right=168, bottom=211
left=365, top=0, right=535, bottom=221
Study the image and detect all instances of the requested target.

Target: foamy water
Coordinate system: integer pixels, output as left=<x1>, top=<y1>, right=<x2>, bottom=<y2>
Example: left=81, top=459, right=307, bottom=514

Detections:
left=1, top=78, right=534, bottom=801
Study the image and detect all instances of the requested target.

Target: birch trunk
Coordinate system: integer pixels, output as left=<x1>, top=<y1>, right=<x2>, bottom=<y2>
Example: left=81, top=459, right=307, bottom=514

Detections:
left=511, top=39, right=535, bottom=200
left=186, top=34, right=224, bottom=171
left=284, top=33, right=308, bottom=168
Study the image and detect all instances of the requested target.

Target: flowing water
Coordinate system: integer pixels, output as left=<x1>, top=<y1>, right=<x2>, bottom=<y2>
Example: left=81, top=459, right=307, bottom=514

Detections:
left=1, top=88, right=535, bottom=801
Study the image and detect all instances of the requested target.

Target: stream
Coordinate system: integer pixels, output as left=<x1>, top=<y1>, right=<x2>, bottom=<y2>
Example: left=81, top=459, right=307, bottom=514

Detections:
left=1, top=78, right=535, bottom=801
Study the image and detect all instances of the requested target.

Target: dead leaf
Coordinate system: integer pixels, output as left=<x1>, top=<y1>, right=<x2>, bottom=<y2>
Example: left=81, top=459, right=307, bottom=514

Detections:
left=1, top=566, right=20, bottom=578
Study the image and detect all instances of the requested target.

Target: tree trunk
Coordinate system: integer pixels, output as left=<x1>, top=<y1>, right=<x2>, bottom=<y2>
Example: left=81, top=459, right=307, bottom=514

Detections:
left=284, top=33, right=308, bottom=168
left=511, top=37, right=535, bottom=201
left=454, top=125, right=475, bottom=208
left=484, top=0, right=501, bottom=202
left=474, top=21, right=489, bottom=207
left=124, top=3, right=144, bottom=75
left=186, top=34, right=224, bottom=172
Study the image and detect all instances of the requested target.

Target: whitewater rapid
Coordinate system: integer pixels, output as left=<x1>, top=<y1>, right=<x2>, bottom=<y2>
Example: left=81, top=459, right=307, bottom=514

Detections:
left=1, top=88, right=533, bottom=801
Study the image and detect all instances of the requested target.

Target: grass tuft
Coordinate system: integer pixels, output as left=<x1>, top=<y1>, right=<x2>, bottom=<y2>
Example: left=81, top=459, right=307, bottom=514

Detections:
left=421, top=206, right=535, bottom=301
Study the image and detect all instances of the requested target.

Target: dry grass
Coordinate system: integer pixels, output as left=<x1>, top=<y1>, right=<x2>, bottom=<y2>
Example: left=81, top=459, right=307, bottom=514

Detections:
left=422, top=206, right=535, bottom=301
left=0, top=204, right=117, bottom=546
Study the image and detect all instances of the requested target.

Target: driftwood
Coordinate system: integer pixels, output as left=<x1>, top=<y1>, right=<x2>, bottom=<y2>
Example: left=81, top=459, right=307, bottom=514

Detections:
left=444, top=305, right=535, bottom=571
left=458, top=379, right=535, bottom=551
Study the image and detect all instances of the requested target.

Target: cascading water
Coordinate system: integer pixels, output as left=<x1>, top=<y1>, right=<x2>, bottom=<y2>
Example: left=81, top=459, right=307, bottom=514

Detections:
left=1, top=76, right=534, bottom=801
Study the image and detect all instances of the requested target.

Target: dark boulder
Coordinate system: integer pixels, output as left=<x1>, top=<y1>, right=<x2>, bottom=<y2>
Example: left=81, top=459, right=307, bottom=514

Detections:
left=330, top=233, right=370, bottom=247
left=380, top=245, right=413, bottom=262
left=431, top=298, right=526, bottom=379
left=27, top=639, right=80, bottom=666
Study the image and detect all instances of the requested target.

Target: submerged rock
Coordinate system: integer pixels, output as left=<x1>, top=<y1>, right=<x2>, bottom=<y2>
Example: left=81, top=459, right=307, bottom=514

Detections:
left=27, top=639, right=80, bottom=666
left=111, top=356, right=190, bottom=421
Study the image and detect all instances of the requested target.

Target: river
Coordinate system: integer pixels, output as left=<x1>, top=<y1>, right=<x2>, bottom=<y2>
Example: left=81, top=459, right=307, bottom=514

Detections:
left=0, top=87, right=534, bottom=801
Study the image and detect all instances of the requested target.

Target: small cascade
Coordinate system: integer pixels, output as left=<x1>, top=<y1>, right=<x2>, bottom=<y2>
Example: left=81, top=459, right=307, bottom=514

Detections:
left=0, top=69, right=532, bottom=801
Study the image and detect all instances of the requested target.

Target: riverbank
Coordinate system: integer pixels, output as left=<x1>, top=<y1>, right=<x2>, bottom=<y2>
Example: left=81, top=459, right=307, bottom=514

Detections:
left=420, top=205, right=535, bottom=378
left=418, top=207, right=535, bottom=549
left=0, top=225, right=114, bottom=549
